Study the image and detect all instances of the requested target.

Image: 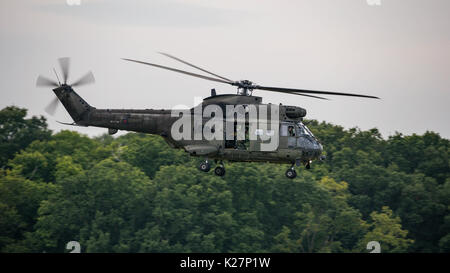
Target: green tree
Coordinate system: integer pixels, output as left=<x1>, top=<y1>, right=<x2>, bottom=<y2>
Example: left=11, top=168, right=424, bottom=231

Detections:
left=0, top=173, right=56, bottom=252
left=116, top=133, right=190, bottom=178
left=357, top=206, right=414, bottom=253
left=0, top=106, right=51, bottom=168
left=31, top=158, right=155, bottom=252
left=1, top=105, right=448, bottom=253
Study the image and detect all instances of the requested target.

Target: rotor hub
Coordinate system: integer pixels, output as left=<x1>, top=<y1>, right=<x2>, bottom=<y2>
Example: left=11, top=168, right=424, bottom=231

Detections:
left=233, top=80, right=256, bottom=96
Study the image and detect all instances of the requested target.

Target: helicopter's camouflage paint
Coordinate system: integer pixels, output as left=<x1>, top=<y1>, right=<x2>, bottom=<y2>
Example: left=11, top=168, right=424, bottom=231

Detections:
left=52, top=85, right=323, bottom=166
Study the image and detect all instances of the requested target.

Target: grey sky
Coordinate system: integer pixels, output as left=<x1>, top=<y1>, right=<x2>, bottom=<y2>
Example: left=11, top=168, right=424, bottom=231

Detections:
left=1, top=0, right=449, bottom=138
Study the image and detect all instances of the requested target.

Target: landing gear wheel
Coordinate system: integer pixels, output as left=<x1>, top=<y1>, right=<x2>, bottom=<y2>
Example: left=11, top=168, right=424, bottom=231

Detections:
left=285, top=168, right=297, bottom=179
left=199, top=161, right=211, bottom=172
left=214, top=166, right=226, bottom=177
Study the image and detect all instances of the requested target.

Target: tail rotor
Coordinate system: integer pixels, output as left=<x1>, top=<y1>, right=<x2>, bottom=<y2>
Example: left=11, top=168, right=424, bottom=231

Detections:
left=36, top=57, right=95, bottom=115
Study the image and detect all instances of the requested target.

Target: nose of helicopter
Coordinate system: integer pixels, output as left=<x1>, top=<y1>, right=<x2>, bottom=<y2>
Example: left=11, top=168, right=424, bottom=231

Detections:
left=314, top=141, right=323, bottom=157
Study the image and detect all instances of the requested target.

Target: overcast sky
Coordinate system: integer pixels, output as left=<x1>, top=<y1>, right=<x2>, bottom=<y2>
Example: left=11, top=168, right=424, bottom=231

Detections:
left=1, top=0, right=449, bottom=138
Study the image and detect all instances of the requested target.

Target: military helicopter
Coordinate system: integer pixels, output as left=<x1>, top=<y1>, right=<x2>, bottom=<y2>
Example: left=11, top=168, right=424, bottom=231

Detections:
left=36, top=54, right=379, bottom=178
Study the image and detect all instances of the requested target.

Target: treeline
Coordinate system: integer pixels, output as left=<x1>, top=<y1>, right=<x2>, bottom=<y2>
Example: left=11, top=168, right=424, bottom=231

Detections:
left=0, top=106, right=448, bottom=253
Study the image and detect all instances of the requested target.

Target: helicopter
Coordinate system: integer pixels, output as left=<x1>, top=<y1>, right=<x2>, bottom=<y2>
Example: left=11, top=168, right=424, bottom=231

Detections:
left=36, top=53, right=379, bottom=178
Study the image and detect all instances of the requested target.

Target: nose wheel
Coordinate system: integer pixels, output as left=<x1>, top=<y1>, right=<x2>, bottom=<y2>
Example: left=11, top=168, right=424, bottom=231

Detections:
left=285, top=167, right=297, bottom=179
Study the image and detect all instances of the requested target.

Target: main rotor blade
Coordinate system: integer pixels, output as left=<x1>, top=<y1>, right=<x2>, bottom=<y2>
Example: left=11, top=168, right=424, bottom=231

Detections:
left=44, top=96, right=59, bottom=116
left=158, top=52, right=234, bottom=83
left=58, top=57, right=70, bottom=84
left=122, top=58, right=232, bottom=85
left=36, top=75, right=59, bottom=88
left=71, top=71, right=95, bottom=87
left=282, top=92, right=329, bottom=100
left=255, top=85, right=380, bottom=99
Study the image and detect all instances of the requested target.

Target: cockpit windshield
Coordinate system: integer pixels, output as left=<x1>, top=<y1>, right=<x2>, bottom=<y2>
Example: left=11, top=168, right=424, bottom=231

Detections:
left=297, top=122, right=314, bottom=137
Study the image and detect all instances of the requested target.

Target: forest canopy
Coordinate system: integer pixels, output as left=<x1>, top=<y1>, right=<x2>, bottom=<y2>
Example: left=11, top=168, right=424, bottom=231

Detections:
left=0, top=106, right=448, bottom=253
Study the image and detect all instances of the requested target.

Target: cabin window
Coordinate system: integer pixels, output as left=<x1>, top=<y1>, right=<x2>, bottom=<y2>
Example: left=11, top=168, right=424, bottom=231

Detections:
left=280, top=124, right=288, bottom=136
left=288, top=125, right=296, bottom=137
left=281, top=123, right=298, bottom=137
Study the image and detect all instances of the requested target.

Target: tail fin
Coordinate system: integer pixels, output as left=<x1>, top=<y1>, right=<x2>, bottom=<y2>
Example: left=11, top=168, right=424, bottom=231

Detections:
left=52, top=85, right=94, bottom=124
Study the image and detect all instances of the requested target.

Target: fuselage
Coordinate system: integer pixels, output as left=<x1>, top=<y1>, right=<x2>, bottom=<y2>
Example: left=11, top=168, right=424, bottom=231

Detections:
left=53, top=85, right=323, bottom=165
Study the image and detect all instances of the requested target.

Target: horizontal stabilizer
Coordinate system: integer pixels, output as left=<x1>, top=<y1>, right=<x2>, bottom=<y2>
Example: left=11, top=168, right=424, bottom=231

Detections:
left=56, top=121, right=87, bottom=127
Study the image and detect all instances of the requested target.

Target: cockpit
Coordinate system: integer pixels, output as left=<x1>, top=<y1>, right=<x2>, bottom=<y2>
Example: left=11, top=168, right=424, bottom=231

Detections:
left=296, top=122, right=315, bottom=137
left=281, top=121, right=322, bottom=156
left=282, top=122, right=316, bottom=138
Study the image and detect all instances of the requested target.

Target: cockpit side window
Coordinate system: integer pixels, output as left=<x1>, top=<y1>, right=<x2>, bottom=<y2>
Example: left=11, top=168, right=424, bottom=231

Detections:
left=297, top=122, right=314, bottom=137
left=296, top=125, right=306, bottom=135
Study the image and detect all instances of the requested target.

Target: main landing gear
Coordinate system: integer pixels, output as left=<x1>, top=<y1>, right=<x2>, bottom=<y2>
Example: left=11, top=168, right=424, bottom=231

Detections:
left=198, top=159, right=226, bottom=177
left=199, top=159, right=310, bottom=179
left=285, top=161, right=312, bottom=179
left=214, top=162, right=226, bottom=177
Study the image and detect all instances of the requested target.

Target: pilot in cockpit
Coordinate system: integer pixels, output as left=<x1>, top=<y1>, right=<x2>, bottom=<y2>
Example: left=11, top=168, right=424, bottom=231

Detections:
left=288, top=125, right=295, bottom=137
